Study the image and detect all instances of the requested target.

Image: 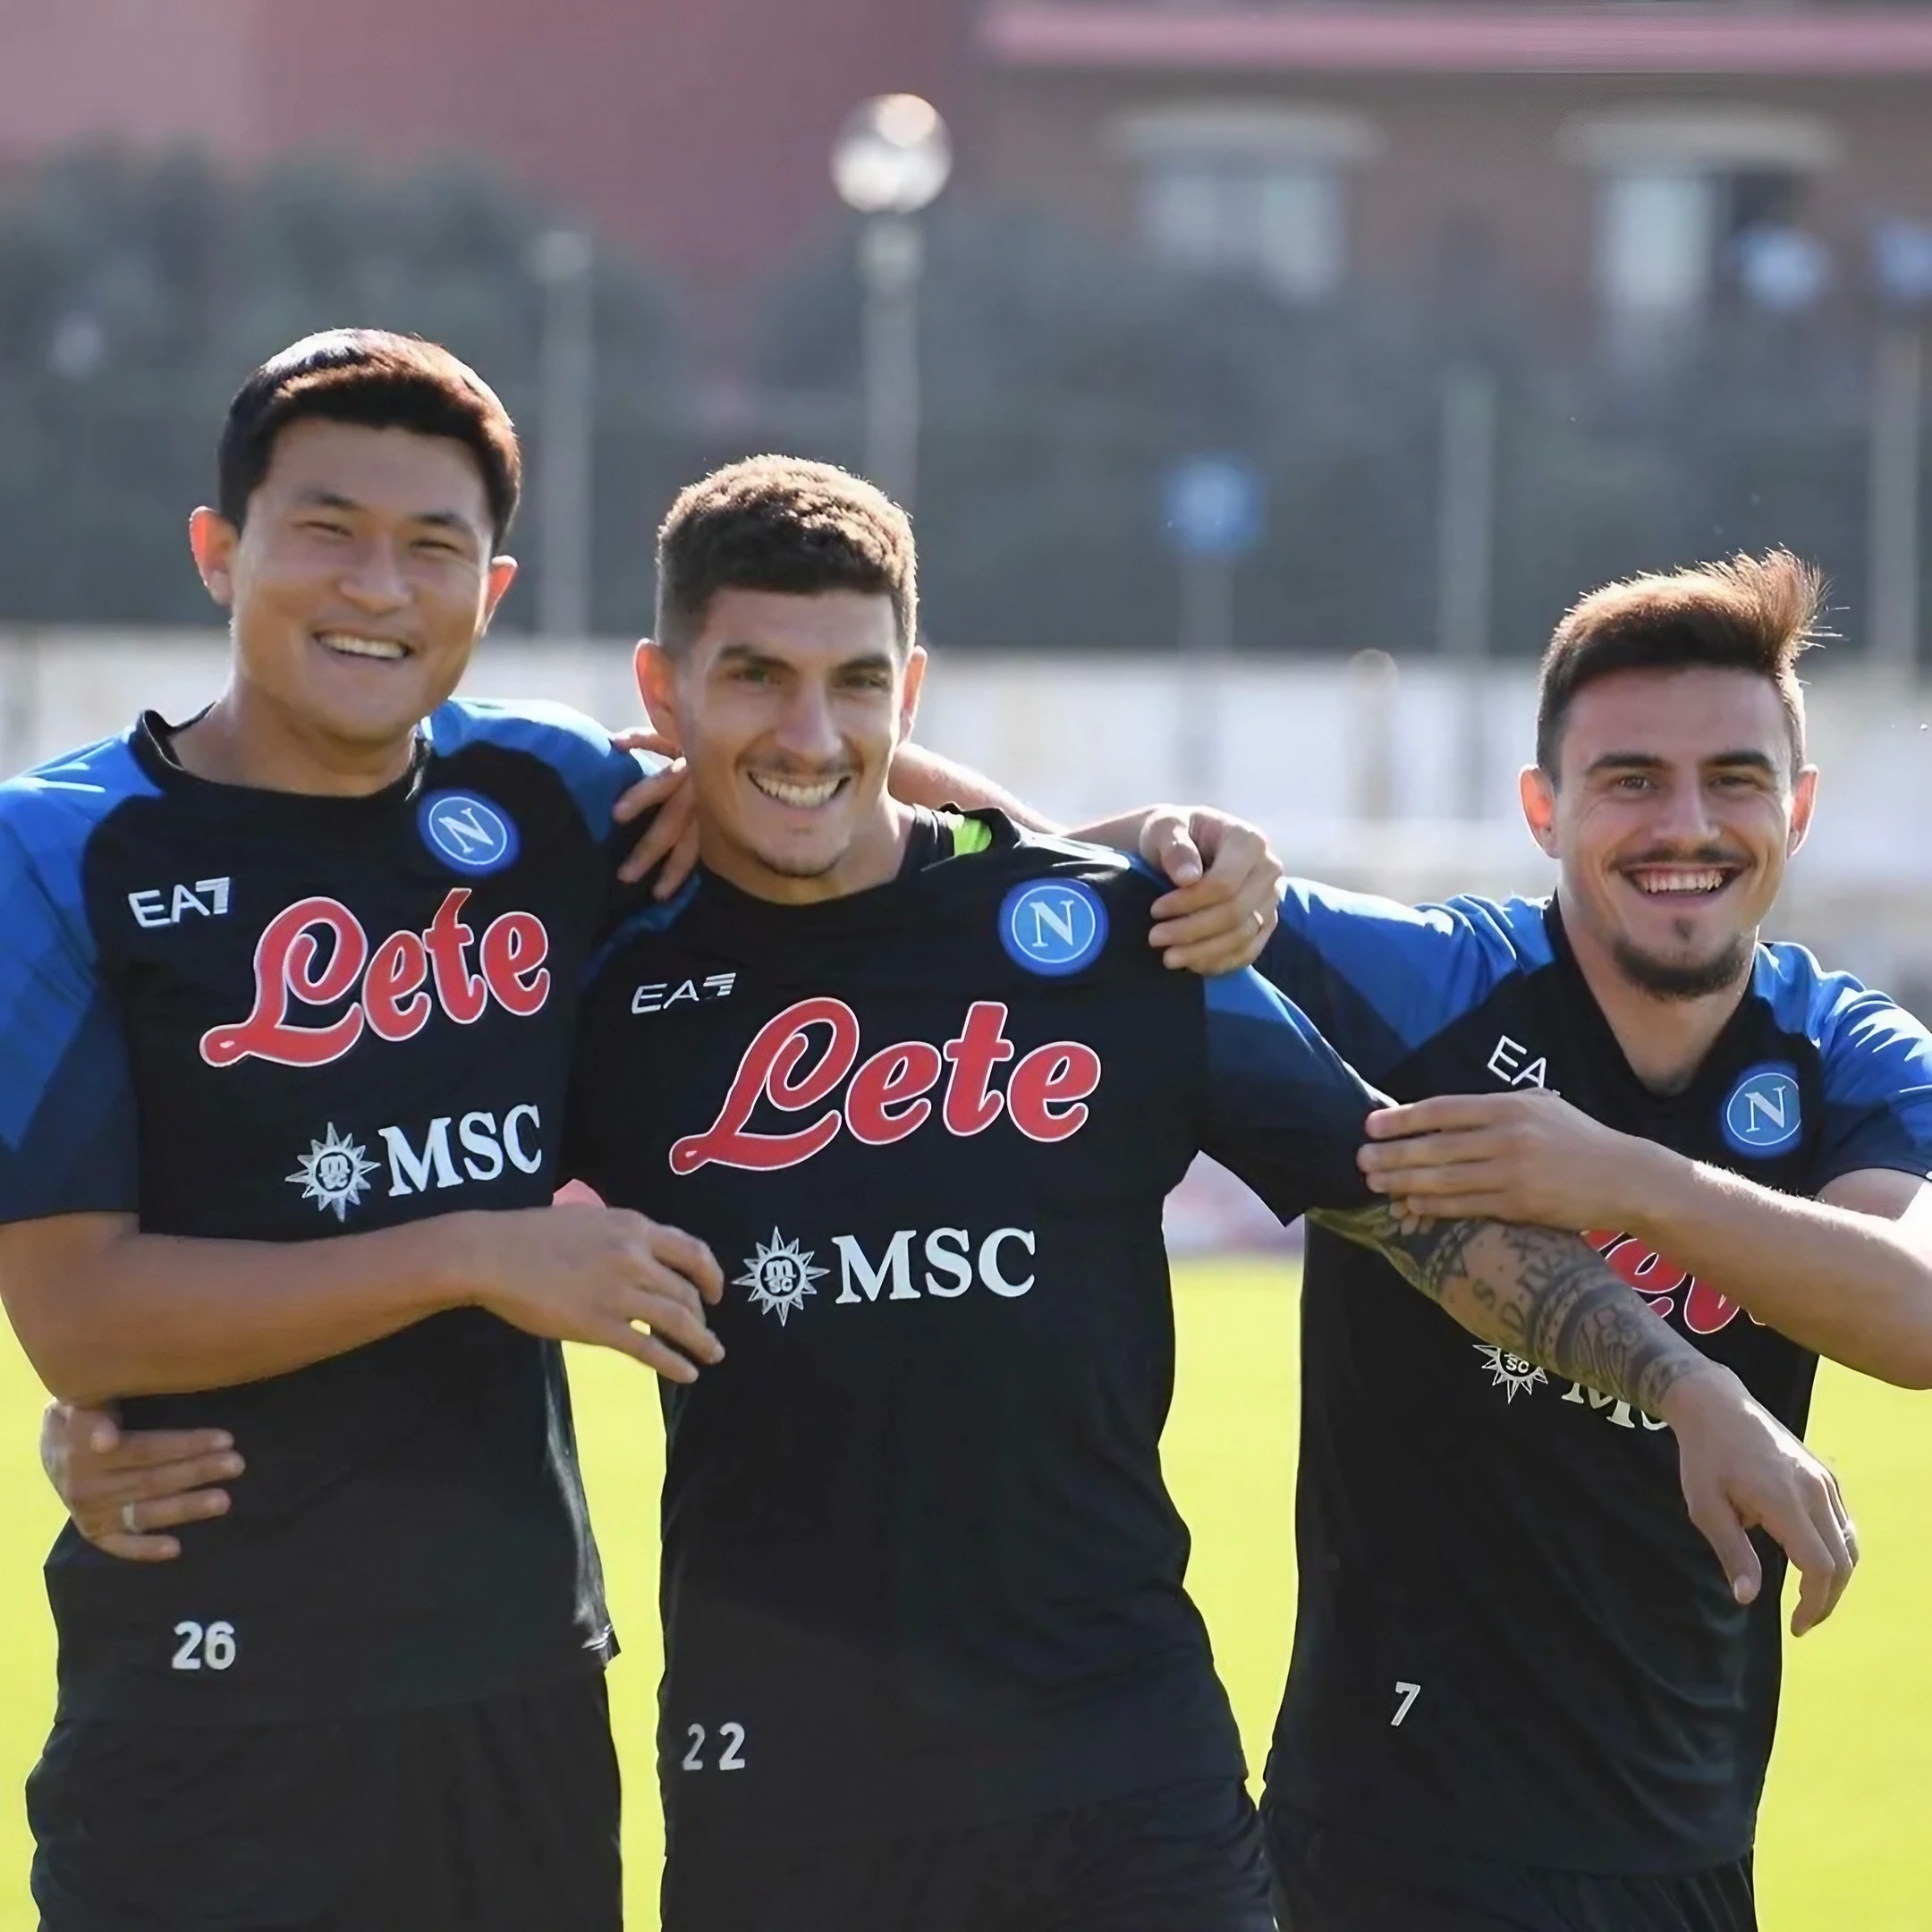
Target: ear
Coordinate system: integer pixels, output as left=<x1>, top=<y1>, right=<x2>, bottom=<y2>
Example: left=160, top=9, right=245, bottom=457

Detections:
left=635, top=639, right=682, bottom=740
left=480, top=555, right=519, bottom=630
left=1519, top=764, right=1560, bottom=859
left=898, top=644, right=928, bottom=741
left=1787, top=763, right=1819, bottom=856
left=188, top=507, right=240, bottom=610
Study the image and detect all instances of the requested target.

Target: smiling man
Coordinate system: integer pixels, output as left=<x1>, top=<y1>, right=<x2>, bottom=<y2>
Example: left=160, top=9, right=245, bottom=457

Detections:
left=558, top=469, right=1852, bottom=1932
left=1253, top=553, right=1929, bottom=1932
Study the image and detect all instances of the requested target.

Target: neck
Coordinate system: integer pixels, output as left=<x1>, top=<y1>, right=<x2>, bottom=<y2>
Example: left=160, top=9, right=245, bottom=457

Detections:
left=1559, top=899, right=1755, bottom=1096
left=701, top=796, right=917, bottom=904
left=172, top=682, right=418, bottom=797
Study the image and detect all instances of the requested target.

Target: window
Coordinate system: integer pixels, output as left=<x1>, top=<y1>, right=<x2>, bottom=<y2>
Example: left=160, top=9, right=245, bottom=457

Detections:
left=1112, top=105, right=1379, bottom=307
left=1562, top=108, right=1838, bottom=335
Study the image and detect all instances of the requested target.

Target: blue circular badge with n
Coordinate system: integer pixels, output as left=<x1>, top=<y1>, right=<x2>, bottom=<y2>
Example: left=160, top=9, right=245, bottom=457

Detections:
left=999, top=878, right=1109, bottom=978
left=418, top=791, right=520, bottom=876
left=1720, top=1062, right=1803, bottom=1157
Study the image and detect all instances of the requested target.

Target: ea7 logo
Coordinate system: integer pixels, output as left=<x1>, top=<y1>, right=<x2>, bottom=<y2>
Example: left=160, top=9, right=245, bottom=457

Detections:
left=670, top=997, right=1101, bottom=1175
left=632, top=974, right=736, bottom=1015
left=130, top=878, right=232, bottom=928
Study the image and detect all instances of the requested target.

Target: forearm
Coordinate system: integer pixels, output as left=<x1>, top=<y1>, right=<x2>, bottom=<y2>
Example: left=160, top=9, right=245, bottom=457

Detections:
left=9, top=1218, right=477, bottom=1402
left=887, top=743, right=1057, bottom=831
left=1624, top=1151, right=1932, bottom=1386
left=1313, top=1206, right=1712, bottom=1418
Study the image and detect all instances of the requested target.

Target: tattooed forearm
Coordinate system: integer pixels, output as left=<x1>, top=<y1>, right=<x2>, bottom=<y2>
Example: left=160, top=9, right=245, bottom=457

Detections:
left=1309, top=1203, right=1708, bottom=1417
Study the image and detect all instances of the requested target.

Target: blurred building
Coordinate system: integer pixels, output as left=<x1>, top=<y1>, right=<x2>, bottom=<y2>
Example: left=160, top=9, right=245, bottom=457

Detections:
left=10, top=0, right=1932, bottom=338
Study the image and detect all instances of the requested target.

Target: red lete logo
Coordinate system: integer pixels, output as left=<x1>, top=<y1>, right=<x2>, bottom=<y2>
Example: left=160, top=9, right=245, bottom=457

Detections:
left=671, top=996, right=1102, bottom=1174
left=1583, top=1229, right=1761, bottom=1337
left=200, top=888, right=550, bottom=1070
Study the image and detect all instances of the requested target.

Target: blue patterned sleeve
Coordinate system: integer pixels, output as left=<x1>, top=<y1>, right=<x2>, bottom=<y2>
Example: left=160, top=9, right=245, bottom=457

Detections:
left=0, top=810, right=138, bottom=1224
left=1816, top=987, right=1932, bottom=1190
left=1258, top=882, right=1549, bottom=1085
left=1198, top=969, right=1386, bottom=1222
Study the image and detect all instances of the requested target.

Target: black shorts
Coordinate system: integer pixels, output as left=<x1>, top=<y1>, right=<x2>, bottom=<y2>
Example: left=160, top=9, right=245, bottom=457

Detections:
left=663, top=1776, right=1276, bottom=1932
left=28, top=1673, right=620, bottom=1932
left=1267, top=1804, right=1757, bottom=1932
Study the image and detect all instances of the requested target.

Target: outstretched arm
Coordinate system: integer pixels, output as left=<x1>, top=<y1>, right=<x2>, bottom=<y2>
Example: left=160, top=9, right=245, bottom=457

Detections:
left=1358, top=1090, right=1932, bottom=1388
left=1310, top=1202, right=1857, bottom=1632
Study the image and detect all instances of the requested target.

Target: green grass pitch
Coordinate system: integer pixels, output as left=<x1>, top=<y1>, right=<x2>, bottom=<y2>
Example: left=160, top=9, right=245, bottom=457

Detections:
left=0, top=1258, right=1923, bottom=1927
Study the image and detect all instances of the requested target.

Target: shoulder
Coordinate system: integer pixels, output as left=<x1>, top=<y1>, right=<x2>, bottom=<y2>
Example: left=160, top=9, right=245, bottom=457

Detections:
left=1754, top=941, right=1932, bottom=1093
left=0, top=730, right=157, bottom=919
left=425, top=698, right=656, bottom=833
left=1262, top=882, right=1552, bottom=1062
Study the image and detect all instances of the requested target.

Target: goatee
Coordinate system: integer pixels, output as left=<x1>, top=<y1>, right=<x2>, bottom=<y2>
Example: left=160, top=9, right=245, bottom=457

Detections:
left=1611, top=932, right=1752, bottom=1001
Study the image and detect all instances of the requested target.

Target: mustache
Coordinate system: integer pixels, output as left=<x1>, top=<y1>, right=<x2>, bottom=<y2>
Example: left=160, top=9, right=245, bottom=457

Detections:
left=1617, top=846, right=1749, bottom=871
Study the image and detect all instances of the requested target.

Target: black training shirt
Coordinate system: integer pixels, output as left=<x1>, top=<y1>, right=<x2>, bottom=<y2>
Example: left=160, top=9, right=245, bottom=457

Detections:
left=1258, top=886, right=1932, bottom=1872
left=566, top=810, right=1390, bottom=1849
left=0, top=700, right=648, bottom=1723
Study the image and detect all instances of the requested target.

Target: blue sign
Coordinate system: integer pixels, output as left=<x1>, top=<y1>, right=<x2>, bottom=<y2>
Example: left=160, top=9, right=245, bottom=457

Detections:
left=418, top=790, right=520, bottom=876
left=1163, top=455, right=1265, bottom=559
left=999, top=878, right=1109, bottom=979
left=1720, top=1063, right=1803, bottom=1157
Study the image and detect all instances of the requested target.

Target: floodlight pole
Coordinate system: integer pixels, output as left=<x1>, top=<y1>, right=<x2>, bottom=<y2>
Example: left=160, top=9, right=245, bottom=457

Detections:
left=534, top=230, right=595, bottom=640
left=860, top=216, right=926, bottom=513
left=1868, top=324, right=1923, bottom=678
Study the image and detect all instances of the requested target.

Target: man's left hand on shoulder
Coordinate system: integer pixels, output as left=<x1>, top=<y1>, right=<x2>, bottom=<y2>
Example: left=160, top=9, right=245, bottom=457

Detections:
left=1359, top=1089, right=1665, bottom=1230
left=1136, top=806, right=1284, bottom=976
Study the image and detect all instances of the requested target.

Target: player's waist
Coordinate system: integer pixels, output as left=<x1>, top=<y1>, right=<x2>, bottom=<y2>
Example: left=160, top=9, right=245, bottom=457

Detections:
left=660, top=1648, right=1243, bottom=1849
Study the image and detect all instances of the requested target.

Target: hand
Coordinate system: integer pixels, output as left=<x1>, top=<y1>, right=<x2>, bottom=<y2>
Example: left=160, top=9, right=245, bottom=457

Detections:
left=610, top=728, right=700, bottom=895
left=1659, top=1365, right=1858, bottom=1636
left=464, top=1204, right=725, bottom=1383
left=40, top=1402, right=243, bottom=1563
left=1360, top=1090, right=1656, bottom=1230
left=1141, top=808, right=1284, bottom=974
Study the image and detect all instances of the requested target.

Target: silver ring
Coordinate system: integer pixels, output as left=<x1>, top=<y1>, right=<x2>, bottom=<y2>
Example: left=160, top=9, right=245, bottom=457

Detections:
left=119, top=1501, right=139, bottom=1535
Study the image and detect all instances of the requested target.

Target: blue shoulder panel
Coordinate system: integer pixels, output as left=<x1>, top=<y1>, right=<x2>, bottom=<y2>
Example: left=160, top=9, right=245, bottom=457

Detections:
left=1199, top=968, right=1388, bottom=1221
left=1258, top=883, right=1554, bottom=1083
left=0, top=733, right=153, bottom=1217
left=427, top=698, right=659, bottom=840
left=581, top=874, right=704, bottom=990
left=1755, top=942, right=1932, bottom=1186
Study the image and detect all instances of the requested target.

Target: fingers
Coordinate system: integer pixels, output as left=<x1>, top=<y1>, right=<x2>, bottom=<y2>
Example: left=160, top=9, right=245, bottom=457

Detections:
left=610, top=761, right=687, bottom=827
left=627, top=1217, right=724, bottom=1305
left=598, top=1318, right=703, bottom=1385
left=1365, top=1096, right=1524, bottom=1139
left=1139, top=810, right=1205, bottom=888
left=1360, top=1134, right=1507, bottom=1180
left=654, top=815, right=703, bottom=902
left=623, top=1281, right=724, bottom=1367
left=69, top=1428, right=235, bottom=1479
left=1683, top=1480, right=1765, bottom=1608
left=88, top=1530, right=191, bottom=1563
left=1788, top=1482, right=1858, bottom=1637
left=619, top=781, right=699, bottom=886
left=1148, top=902, right=1267, bottom=974
left=610, top=727, right=680, bottom=759
left=64, top=1447, right=243, bottom=1507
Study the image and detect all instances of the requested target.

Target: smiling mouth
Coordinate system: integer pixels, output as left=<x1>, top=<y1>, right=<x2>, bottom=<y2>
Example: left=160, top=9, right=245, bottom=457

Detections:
left=1620, top=864, right=1744, bottom=900
left=315, top=631, right=413, bottom=663
left=746, top=770, right=851, bottom=810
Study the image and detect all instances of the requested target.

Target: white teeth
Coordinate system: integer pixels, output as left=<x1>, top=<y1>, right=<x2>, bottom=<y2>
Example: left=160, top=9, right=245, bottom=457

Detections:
left=749, top=772, right=843, bottom=809
left=318, top=633, right=409, bottom=661
left=1631, top=869, right=1728, bottom=895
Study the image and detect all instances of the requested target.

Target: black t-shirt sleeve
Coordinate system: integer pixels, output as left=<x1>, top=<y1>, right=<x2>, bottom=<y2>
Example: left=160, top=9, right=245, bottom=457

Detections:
left=0, top=809, right=139, bottom=1223
left=1197, top=967, right=1385, bottom=1222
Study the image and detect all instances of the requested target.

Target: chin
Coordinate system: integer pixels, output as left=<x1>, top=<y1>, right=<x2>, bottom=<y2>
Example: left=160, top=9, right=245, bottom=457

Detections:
left=1609, top=931, right=1753, bottom=1001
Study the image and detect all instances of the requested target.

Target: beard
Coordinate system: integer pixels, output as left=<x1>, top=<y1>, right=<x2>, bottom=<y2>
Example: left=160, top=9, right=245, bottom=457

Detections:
left=1611, top=928, right=1753, bottom=1001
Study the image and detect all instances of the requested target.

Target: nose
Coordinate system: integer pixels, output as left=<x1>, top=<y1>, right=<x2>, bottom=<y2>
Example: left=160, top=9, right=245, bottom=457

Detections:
left=772, top=682, right=843, bottom=766
left=335, top=536, right=412, bottom=613
left=1646, top=775, right=1720, bottom=848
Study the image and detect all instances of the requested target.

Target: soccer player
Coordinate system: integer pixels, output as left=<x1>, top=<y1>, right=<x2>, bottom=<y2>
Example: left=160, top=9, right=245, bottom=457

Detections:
left=3, top=333, right=1284, bottom=1927
left=557, top=462, right=1848, bottom=1932
left=1255, top=555, right=1910, bottom=1932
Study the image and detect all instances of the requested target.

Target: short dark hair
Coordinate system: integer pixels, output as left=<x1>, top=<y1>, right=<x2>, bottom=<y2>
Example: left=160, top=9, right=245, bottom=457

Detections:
left=1535, top=550, right=1824, bottom=776
left=217, top=329, right=521, bottom=545
left=655, top=456, right=917, bottom=653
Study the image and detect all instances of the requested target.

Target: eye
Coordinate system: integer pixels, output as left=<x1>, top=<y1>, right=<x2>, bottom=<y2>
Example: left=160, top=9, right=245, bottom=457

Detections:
left=1612, top=773, right=1655, bottom=794
left=301, top=518, right=352, bottom=539
left=413, top=537, right=464, bottom=557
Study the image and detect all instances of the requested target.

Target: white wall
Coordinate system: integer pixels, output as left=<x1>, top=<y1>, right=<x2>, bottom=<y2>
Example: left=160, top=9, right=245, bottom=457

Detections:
left=5, top=627, right=1929, bottom=989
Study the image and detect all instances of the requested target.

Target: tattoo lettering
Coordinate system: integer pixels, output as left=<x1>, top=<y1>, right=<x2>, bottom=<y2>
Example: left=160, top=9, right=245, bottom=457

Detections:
left=1309, top=1203, right=1703, bottom=1418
